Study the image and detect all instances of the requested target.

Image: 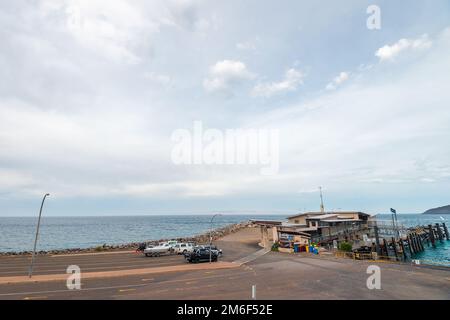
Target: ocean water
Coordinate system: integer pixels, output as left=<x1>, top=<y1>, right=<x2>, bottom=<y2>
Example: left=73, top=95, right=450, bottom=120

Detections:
left=375, top=214, right=450, bottom=265
left=0, top=215, right=285, bottom=253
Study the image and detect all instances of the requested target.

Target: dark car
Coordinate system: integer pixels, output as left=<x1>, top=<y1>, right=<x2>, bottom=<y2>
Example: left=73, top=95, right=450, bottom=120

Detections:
left=352, top=246, right=372, bottom=260
left=186, top=248, right=219, bottom=263
left=187, top=245, right=222, bottom=257
left=205, top=245, right=223, bottom=257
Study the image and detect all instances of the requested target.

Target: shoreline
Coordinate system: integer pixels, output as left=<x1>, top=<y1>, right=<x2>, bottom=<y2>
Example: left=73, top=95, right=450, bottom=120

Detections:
left=0, top=221, right=253, bottom=256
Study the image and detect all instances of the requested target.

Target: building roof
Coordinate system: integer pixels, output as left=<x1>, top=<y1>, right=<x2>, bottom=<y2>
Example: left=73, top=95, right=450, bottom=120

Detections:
left=321, top=219, right=363, bottom=223
left=306, top=213, right=338, bottom=220
left=281, top=222, right=308, bottom=227
left=286, top=212, right=323, bottom=219
left=250, top=219, right=283, bottom=226
left=288, top=211, right=370, bottom=220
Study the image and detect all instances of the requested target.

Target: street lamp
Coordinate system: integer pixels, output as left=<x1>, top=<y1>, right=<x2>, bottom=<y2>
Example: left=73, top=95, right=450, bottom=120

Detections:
left=209, top=213, right=221, bottom=263
left=28, top=193, right=50, bottom=278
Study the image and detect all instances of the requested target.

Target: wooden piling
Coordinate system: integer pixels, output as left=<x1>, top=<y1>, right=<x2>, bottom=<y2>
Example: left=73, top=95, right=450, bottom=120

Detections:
left=436, top=223, right=444, bottom=242
left=374, top=225, right=381, bottom=255
left=413, top=233, right=419, bottom=253
left=428, top=224, right=436, bottom=248
left=406, top=236, right=413, bottom=256
left=408, top=234, right=416, bottom=254
left=411, top=233, right=417, bottom=253
left=443, top=223, right=450, bottom=240
left=391, top=237, right=399, bottom=261
left=414, top=233, right=421, bottom=252
left=415, top=233, right=424, bottom=252
left=383, top=238, right=389, bottom=257
left=399, top=238, right=407, bottom=261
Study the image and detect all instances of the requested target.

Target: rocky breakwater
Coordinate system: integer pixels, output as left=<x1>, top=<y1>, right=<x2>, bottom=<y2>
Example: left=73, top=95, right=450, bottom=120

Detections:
left=0, top=221, right=254, bottom=256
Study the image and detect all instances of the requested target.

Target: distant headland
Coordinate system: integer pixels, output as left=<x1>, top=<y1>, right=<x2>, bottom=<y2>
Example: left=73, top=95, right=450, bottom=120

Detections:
left=423, top=205, right=450, bottom=214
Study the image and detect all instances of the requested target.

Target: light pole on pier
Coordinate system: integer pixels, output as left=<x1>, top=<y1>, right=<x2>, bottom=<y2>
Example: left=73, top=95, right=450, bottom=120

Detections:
left=319, top=186, right=325, bottom=213
left=390, top=208, right=400, bottom=239
left=209, top=213, right=221, bottom=264
left=28, top=193, right=50, bottom=278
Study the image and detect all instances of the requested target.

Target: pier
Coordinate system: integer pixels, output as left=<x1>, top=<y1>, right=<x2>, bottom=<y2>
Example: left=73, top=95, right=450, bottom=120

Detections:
left=364, top=221, right=450, bottom=263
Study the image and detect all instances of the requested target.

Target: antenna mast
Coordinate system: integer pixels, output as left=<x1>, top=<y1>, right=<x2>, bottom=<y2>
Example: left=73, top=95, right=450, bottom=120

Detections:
left=319, top=186, right=325, bottom=213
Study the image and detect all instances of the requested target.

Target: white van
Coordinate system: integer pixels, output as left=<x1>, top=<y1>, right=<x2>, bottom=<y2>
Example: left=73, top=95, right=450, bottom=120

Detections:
left=172, top=243, right=194, bottom=255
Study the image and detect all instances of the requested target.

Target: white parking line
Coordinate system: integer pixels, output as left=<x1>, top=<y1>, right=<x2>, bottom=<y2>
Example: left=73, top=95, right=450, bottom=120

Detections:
left=0, top=283, right=148, bottom=297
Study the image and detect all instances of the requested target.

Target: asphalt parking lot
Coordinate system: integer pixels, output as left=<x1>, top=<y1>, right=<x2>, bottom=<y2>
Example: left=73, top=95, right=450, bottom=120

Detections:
left=0, top=228, right=449, bottom=300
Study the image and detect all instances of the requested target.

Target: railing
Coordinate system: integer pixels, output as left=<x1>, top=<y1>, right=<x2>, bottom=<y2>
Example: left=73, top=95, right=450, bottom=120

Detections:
left=314, top=224, right=371, bottom=243
left=331, top=251, right=450, bottom=267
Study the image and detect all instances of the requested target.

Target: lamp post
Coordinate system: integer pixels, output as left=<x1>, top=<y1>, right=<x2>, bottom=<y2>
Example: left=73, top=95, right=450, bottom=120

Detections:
left=390, top=208, right=399, bottom=239
left=28, top=193, right=50, bottom=278
left=209, top=213, right=221, bottom=263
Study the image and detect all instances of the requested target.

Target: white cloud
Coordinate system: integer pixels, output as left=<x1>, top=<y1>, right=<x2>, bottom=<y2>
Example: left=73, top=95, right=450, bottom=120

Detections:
left=203, top=60, right=254, bottom=93
left=252, top=68, right=304, bottom=98
left=62, top=0, right=157, bottom=64
left=375, top=34, right=432, bottom=62
left=326, top=71, right=349, bottom=90
left=1, top=1, right=449, bottom=214
left=37, top=0, right=208, bottom=65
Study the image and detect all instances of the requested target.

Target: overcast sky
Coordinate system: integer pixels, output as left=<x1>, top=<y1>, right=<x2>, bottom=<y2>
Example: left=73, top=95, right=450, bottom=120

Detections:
left=1, top=0, right=449, bottom=216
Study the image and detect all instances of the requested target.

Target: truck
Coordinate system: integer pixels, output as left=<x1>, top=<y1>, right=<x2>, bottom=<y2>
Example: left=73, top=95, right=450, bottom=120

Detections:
left=143, top=242, right=174, bottom=257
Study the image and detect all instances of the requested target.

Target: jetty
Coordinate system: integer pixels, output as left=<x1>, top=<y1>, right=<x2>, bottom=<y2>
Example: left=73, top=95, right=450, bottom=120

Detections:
left=369, top=221, right=449, bottom=263
left=253, top=213, right=450, bottom=266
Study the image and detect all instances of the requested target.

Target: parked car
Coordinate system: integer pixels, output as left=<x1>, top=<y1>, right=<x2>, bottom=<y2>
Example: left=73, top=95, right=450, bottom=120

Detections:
left=352, top=246, right=372, bottom=260
left=143, top=242, right=174, bottom=257
left=167, top=240, right=178, bottom=247
left=173, top=242, right=194, bottom=255
left=198, top=245, right=222, bottom=257
left=186, top=248, right=219, bottom=263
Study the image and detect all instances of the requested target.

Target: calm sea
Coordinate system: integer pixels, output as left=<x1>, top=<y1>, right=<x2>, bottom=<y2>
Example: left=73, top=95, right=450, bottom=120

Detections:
left=0, top=214, right=285, bottom=253
left=0, top=214, right=448, bottom=264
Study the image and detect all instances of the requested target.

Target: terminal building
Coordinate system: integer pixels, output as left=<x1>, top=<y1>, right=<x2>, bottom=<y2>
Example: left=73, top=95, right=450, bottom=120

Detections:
left=253, top=211, right=372, bottom=251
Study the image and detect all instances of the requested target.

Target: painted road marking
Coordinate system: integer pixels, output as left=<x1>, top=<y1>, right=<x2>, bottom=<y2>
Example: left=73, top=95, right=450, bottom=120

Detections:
left=51, top=251, right=135, bottom=257
left=0, top=256, right=182, bottom=270
left=141, top=278, right=154, bottom=282
left=0, top=262, right=184, bottom=275
left=0, top=283, right=147, bottom=297
left=0, top=270, right=254, bottom=297
left=118, top=288, right=136, bottom=292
